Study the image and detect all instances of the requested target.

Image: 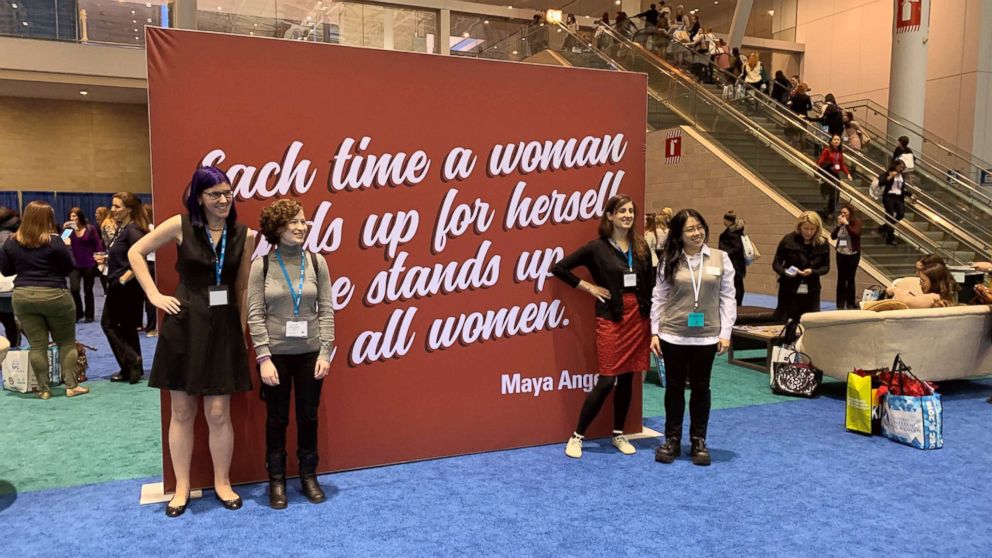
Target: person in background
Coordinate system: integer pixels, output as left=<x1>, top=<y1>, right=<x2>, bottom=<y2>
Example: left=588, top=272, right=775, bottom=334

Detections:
left=645, top=213, right=660, bottom=275
left=142, top=204, right=157, bottom=337
left=893, top=135, right=914, bottom=167
left=614, top=11, right=637, bottom=39
left=817, top=93, right=845, bottom=137
left=552, top=194, right=654, bottom=460
left=786, top=83, right=813, bottom=151
left=742, top=53, right=765, bottom=93
left=772, top=211, right=830, bottom=321
left=563, top=13, right=580, bottom=52
left=66, top=207, right=103, bottom=323
left=96, top=205, right=116, bottom=292
left=651, top=209, right=736, bottom=466
left=248, top=199, right=335, bottom=509
left=876, top=159, right=913, bottom=245
left=886, top=259, right=958, bottom=308
left=771, top=70, right=791, bottom=104
left=817, top=134, right=853, bottom=221
left=0, top=207, right=21, bottom=346
left=0, top=201, right=89, bottom=399
left=95, top=192, right=149, bottom=384
left=842, top=111, right=869, bottom=152
left=654, top=207, right=673, bottom=262
left=633, top=4, right=660, bottom=46
left=718, top=211, right=747, bottom=306
left=687, top=13, right=701, bottom=39
left=831, top=203, right=862, bottom=309
left=730, top=47, right=744, bottom=83
left=673, top=4, right=685, bottom=25
left=594, top=12, right=612, bottom=50
left=129, top=166, right=254, bottom=517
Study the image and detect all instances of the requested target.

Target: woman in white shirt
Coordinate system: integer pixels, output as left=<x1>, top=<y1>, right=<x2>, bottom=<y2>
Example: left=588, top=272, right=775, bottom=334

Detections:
left=650, top=209, right=736, bottom=467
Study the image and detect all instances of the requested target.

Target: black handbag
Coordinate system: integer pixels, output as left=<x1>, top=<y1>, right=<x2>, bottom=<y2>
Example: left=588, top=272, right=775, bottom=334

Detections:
left=770, top=349, right=822, bottom=398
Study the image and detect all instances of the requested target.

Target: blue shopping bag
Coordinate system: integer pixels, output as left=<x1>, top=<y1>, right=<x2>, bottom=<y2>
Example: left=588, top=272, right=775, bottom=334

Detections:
left=880, top=356, right=942, bottom=450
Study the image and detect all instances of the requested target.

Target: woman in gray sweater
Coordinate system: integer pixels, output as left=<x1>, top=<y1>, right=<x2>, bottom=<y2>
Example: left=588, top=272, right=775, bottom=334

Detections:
left=248, top=199, right=335, bottom=509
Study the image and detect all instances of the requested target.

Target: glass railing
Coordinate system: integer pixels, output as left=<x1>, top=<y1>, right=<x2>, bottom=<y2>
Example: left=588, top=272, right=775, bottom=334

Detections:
left=566, top=23, right=979, bottom=275
left=0, top=0, right=168, bottom=47
left=614, top=25, right=992, bottom=262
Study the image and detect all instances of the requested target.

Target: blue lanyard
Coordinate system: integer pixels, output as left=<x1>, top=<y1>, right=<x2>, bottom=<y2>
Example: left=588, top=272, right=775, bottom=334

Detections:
left=610, top=239, right=633, bottom=271
left=275, top=247, right=306, bottom=317
left=205, top=224, right=227, bottom=286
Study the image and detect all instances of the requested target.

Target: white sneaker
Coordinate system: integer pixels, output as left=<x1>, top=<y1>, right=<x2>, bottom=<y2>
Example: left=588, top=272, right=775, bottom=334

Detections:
left=612, top=434, right=636, bottom=455
left=565, top=435, right=583, bottom=459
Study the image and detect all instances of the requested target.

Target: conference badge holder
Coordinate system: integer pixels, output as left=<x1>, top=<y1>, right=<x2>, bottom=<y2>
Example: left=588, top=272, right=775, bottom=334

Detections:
left=797, top=283, right=809, bottom=295
left=208, top=285, right=229, bottom=307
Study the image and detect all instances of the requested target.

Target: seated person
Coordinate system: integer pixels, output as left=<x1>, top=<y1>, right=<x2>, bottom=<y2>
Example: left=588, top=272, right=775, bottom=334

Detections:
left=886, top=260, right=959, bottom=308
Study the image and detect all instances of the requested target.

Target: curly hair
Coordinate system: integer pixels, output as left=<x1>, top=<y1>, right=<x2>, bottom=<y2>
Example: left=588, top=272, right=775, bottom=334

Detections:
left=259, top=199, right=303, bottom=244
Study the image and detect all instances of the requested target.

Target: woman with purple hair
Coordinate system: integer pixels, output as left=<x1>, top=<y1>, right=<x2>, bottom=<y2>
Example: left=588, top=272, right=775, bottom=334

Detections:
left=128, top=166, right=255, bottom=517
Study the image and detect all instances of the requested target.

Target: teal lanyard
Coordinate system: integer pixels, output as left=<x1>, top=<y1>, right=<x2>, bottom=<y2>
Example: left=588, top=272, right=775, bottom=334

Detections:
left=610, top=239, right=633, bottom=271
left=275, top=247, right=306, bottom=317
left=206, top=224, right=227, bottom=286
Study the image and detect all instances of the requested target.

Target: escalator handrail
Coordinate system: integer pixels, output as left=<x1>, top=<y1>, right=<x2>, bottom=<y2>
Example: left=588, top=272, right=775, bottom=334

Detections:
left=578, top=24, right=970, bottom=263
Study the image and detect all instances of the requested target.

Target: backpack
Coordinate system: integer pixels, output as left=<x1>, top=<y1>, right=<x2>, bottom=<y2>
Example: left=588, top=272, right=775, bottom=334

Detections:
left=742, top=233, right=760, bottom=265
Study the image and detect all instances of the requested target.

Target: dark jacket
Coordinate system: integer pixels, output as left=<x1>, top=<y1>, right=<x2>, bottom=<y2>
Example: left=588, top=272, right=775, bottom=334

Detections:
left=718, top=220, right=747, bottom=279
left=877, top=171, right=911, bottom=198
left=831, top=219, right=862, bottom=253
left=819, top=102, right=844, bottom=135
left=0, top=234, right=76, bottom=289
left=772, top=232, right=830, bottom=293
left=552, top=237, right=655, bottom=321
left=788, top=92, right=812, bottom=117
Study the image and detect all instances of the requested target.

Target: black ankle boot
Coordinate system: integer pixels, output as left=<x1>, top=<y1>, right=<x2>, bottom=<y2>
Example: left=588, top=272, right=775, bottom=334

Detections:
left=266, top=451, right=288, bottom=510
left=654, top=437, right=681, bottom=464
left=690, top=437, right=711, bottom=466
left=298, top=451, right=326, bottom=504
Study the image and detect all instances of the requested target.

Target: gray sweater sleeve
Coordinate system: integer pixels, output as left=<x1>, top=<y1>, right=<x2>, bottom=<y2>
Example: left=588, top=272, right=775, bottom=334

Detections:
left=247, top=256, right=271, bottom=358
left=316, top=256, right=335, bottom=362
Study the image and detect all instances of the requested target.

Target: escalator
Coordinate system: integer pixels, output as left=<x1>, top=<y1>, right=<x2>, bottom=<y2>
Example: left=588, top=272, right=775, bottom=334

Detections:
left=565, top=24, right=991, bottom=278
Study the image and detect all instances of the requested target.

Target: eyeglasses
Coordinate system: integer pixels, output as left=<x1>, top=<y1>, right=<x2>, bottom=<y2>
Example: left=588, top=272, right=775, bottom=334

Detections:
left=203, top=191, right=234, bottom=201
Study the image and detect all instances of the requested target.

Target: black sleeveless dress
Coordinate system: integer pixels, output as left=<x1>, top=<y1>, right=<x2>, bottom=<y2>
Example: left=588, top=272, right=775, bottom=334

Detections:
left=149, top=215, right=252, bottom=395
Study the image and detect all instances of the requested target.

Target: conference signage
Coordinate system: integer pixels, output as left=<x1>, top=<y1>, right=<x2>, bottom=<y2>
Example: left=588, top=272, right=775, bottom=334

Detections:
left=146, top=28, right=646, bottom=489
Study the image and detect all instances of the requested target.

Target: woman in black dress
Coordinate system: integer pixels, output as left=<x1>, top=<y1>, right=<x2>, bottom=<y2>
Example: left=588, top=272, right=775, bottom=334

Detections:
left=129, top=166, right=255, bottom=517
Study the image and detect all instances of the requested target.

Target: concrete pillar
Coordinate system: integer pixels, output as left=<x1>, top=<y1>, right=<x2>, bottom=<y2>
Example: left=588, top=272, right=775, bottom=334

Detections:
left=971, top=0, right=992, bottom=169
left=886, top=0, right=931, bottom=148
left=383, top=8, right=394, bottom=50
left=727, top=0, right=753, bottom=50
left=439, top=9, right=450, bottom=55
left=171, top=0, right=196, bottom=30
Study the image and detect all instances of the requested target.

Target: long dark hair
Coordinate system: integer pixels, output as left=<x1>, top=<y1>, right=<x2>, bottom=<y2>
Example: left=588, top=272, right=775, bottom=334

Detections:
left=182, top=166, right=238, bottom=228
left=661, top=208, right=709, bottom=284
left=69, top=207, right=88, bottom=228
left=598, top=194, right=649, bottom=263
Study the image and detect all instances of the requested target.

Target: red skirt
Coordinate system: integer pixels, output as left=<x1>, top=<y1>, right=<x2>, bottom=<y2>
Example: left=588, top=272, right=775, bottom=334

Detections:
left=595, top=293, right=651, bottom=376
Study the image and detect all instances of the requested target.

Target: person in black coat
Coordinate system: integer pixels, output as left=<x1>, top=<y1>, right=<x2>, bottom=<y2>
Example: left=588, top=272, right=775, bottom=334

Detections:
left=772, top=211, right=830, bottom=321
left=876, top=159, right=914, bottom=245
left=717, top=211, right=747, bottom=306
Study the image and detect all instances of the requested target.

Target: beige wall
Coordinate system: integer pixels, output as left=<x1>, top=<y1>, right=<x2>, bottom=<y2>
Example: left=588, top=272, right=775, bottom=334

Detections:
left=795, top=0, right=991, bottom=161
left=645, top=127, right=876, bottom=303
left=0, top=97, right=150, bottom=193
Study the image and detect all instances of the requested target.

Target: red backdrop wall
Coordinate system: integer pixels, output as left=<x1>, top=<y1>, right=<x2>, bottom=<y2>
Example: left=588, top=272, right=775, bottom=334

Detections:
left=146, top=27, right=646, bottom=490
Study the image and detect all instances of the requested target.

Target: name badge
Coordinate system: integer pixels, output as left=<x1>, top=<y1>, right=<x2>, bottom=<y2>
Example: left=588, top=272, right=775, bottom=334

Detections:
left=797, top=283, right=809, bottom=295
left=286, top=320, right=308, bottom=338
left=706, top=266, right=721, bottom=276
left=687, top=312, right=705, bottom=328
left=623, top=273, right=637, bottom=288
left=833, top=164, right=841, bottom=171
left=208, top=285, right=229, bottom=307
left=837, top=239, right=848, bottom=247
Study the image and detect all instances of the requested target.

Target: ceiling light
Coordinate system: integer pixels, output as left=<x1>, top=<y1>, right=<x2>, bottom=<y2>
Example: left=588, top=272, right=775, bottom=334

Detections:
left=147, top=18, right=152, bottom=22
left=133, top=28, right=138, bottom=32
left=484, top=20, right=489, bottom=24
left=253, top=23, right=257, bottom=27
left=79, top=90, right=88, bottom=96
left=462, top=31, right=469, bottom=38
left=145, top=2, right=151, bottom=6
left=768, top=10, right=775, bottom=15
left=307, top=16, right=312, bottom=20
left=21, top=21, right=28, bottom=26
left=130, top=9, right=135, bottom=14
left=217, top=6, right=222, bottom=10
left=614, top=0, right=621, bottom=4
left=249, top=31, right=254, bottom=35
left=511, top=50, right=518, bottom=54
left=134, top=36, right=139, bottom=40
left=132, top=19, right=136, bottom=23
left=12, top=3, right=18, bottom=8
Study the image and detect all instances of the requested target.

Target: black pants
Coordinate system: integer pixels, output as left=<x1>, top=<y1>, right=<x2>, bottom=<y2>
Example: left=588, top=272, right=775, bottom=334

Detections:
left=574, top=372, right=634, bottom=436
left=261, top=351, right=324, bottom=458
left=660, top=340, right=717, bottom=440
left=101, top=280, right=144, bottom=376
left=881, top=194, right=905, bottom=243
left=733, top=273, right=745, bottom=306
left=774, top=280, right=822, bottom=321
left=69, top=266, right=97, bottom=321
left=143, top=261, right=156, bottom=331
left=835, top=252, right=861, bottom=309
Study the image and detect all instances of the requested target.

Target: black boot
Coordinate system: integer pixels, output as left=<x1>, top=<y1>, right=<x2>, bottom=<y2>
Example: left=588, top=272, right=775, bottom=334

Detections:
left=654, top=437, right=681, bottom=464
left=266, top=451, right=288, bottom=510
left=690, top=437, right=711, bottom=466
left=298, top=451, right=326, bottom=504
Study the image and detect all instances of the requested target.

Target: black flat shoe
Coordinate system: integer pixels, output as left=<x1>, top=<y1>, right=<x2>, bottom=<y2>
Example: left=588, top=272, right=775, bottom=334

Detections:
left=128, top=373, right=143, bottom=385
left=215, top=492, right=243, bottom=510
left=165, top=491, right=190, bottom=518
left=109, top=373, right=127, bottom=382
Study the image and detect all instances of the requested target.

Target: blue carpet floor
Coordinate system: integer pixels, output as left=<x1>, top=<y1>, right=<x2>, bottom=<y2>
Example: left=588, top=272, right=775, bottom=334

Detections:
left=1, top=385, right=989, bottom=557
